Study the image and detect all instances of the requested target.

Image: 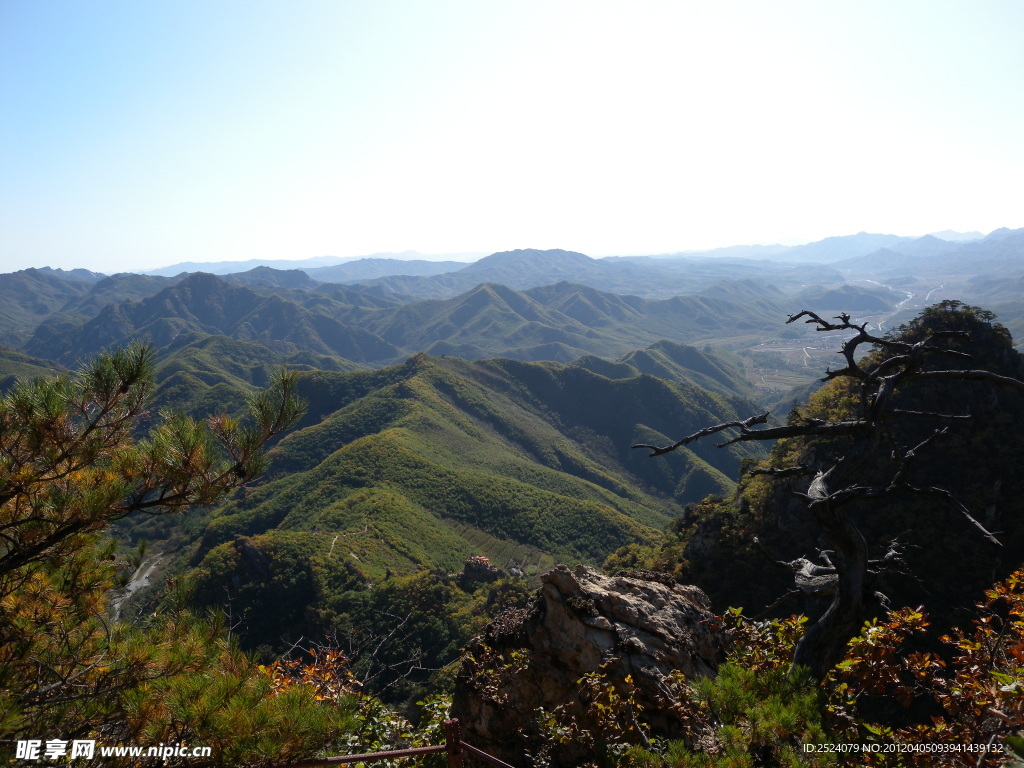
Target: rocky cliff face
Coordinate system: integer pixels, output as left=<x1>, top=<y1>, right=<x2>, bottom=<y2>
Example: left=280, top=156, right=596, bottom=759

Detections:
left=452, top=565, right=725, bottom=766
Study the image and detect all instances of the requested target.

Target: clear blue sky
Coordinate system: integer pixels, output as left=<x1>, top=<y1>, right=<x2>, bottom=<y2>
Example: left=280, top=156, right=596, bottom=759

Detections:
left=2, top=1, right=1023, bottom=274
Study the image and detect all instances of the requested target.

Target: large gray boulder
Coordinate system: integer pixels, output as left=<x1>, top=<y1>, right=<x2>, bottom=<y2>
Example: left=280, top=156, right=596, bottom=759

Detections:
left=452, top=565, right=725, bottom=766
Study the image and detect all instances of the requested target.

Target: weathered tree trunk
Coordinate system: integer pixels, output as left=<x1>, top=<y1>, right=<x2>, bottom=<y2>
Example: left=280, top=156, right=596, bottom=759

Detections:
left=637, top=308, right=1017, bottom=683
left=791, top=469, right=869, bottom=681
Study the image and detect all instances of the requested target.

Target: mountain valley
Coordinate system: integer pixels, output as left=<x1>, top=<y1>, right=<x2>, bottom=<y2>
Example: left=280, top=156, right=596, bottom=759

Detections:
left=5, top=227, right=1024, bottom=702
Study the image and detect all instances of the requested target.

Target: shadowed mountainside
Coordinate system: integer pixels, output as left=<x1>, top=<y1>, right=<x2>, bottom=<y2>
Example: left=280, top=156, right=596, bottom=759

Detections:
left=138, top=351, right=766, bottom=657
left=24, top=273, right=401, bottom=366
left=20, top=273, right=807, bottom=371
left=184, top=352, right=766, bottom=588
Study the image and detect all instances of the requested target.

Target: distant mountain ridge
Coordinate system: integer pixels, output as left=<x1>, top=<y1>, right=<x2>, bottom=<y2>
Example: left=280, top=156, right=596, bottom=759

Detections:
left=89, top=230, right=1020, bottom=301
left=130, top=230, right=1007, bottom=282
left=23, top=272, right=401, bottom=366
left=794, top=284, right=896, bottom=312
left=4, top=227, right=1023, bottom=401
left=144, top=250, right=484, bottom=277
left=779, top=232, right=918, bottom=262
left=223, top=267, right=321, bottom=290
left=32, top=267, right=106, bottom=283
left=304, top=258, right=468, bottom=283
left=352, top=248, right=815, bottom=299
left=339, top=236, right=1021, bottom=298
left=20, top=272, right=801, bottom=370
left=0, top=268, right=95, bottom=346
left=7, top=229, right=1021, bottom=331
left=928, top=229, right=984, bottom=242
left=834, top=228, right=1024, bottom=279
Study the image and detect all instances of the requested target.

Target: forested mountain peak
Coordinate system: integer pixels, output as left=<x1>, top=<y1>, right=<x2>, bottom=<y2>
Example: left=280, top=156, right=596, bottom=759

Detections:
left=31, top=266, right=107, bottom=282
left=983, top=226, right=1024, bottom=242
left=781, top=232, right=917, bottom=262
left=0, top=269, right=97, bottom=346
left=23, top=272, right=400, bottom=365
left=523, top=281, right=647, bottom=320
left=794, top=282, right=896, bottom=311
left=617, top=340, right=754, bottom=399
left=697, top=278, right=786, bottom=301
left=623, top=302, right=1024, bottom=633
left=304, top=257, right=468, bottom=283
left=224, top=265, right=322, bottom=290
left=161, top=349, right=768, bottom=668
left=459, top=248, right=594, bottom=272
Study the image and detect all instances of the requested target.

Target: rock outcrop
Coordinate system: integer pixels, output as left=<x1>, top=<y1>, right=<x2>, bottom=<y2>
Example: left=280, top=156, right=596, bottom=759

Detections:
left=459, top=555, right=501, bottom=588
left=452, top=565, right=725, bottom=766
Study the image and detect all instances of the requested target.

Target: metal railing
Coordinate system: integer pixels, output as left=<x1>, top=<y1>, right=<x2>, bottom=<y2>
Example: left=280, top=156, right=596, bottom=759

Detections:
left=263, top=719, right=514, bottom=768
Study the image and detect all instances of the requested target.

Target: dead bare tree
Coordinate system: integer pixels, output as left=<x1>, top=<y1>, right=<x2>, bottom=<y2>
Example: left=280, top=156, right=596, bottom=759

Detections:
left=634, top=307, right=1024, bottom=681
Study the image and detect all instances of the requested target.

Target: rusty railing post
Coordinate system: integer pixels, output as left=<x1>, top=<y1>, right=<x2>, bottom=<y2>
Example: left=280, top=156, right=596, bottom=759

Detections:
left=444, top=718, right=466, bottom=768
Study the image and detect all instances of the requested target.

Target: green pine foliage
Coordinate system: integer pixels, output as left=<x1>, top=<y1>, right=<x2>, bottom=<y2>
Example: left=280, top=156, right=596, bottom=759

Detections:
left=644, top=665, right=834, bottom=768
left=0, top=345, right=379, bottom=765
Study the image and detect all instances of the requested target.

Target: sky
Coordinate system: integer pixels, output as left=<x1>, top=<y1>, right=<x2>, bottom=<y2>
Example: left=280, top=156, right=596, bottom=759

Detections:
left=2, top=1, right=1023, bottom=274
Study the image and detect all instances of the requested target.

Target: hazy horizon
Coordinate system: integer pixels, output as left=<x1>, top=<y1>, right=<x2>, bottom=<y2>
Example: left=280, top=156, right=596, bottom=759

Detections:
left=11, top=225, right=1009, bottom=278
left=3, top=1, right=1022, bottom=274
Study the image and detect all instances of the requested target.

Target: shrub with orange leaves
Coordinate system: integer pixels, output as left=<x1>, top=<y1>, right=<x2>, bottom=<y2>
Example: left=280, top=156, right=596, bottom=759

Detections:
left=826, top=567, right=1024, bottom=766
left=264, top=649, right=362, bottom=701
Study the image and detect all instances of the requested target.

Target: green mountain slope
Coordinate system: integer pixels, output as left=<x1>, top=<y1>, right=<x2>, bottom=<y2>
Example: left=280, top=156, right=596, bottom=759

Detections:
left=183, top=353, right=765, bottom=595
left=0, top=346, right=65, bottom=390
left=614, top=340, right=755, bottom=399
left=0, top=269, right=91, bottom=345
left=222, top=266, right=322, bottom=290
left=361, top=282, right=650, bottom=361
left=16, top=270, right=802, bottom=379
left=347, top=280, right=790, bottom=362
left=24, top=273, right=400, bottom=365
left=794, top=283, right=896, bottom=311
left=152, top=333, right=364, bottom=417
left=5, top=273, right=182, bottom=358
left=58, top=273, right=182, bottom=316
